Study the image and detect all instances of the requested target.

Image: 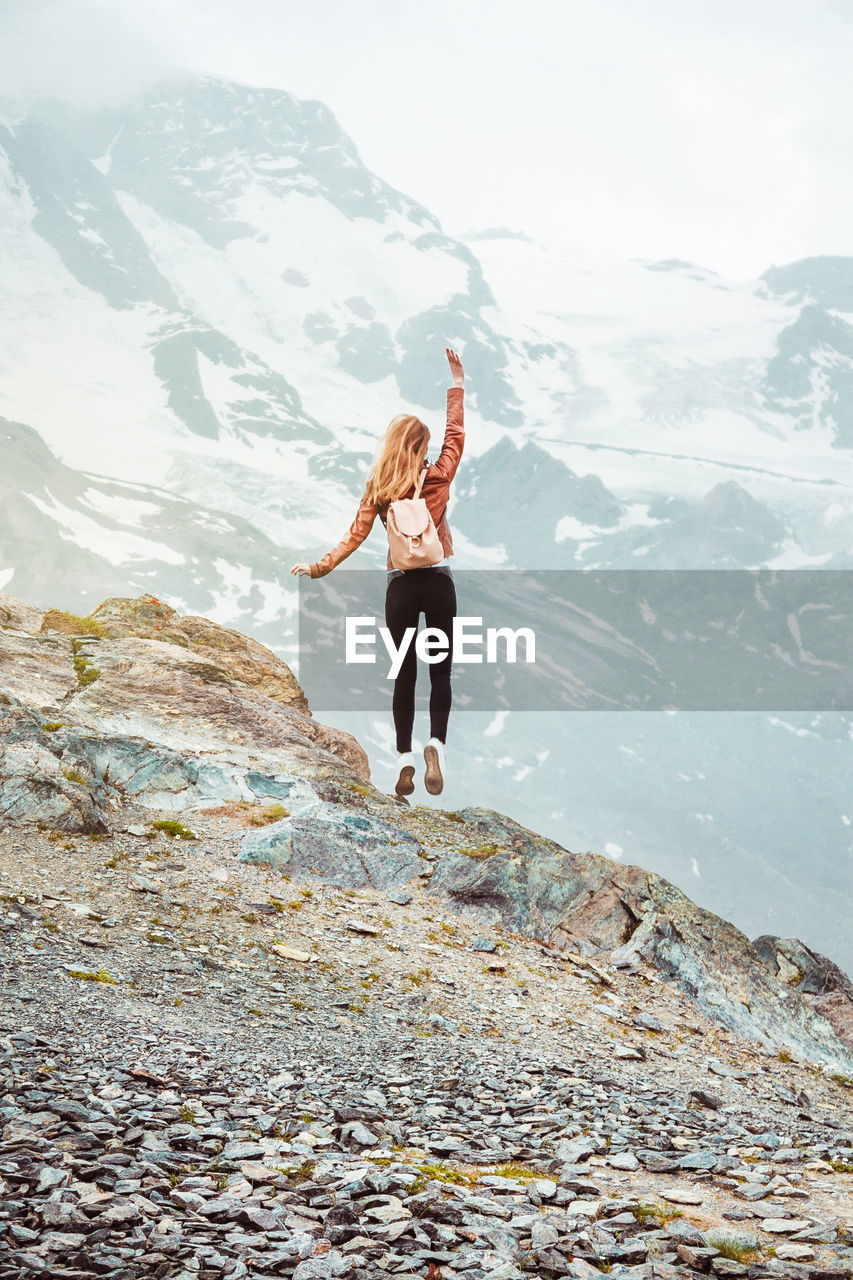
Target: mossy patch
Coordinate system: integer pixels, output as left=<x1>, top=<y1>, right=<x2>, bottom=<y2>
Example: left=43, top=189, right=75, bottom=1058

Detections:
left=274, top=1159, right=317, bottom=1184
left=704, top=1234, right=761, bottom=1262
left=66, top=967, right=118, bottom=984
left=150, top=819, right=197, bottom=840
left=181, top=661, right=234, bottom=685
left=629, top=1201, right=683, bottom=1224
left=248, top=803, right=289, bottom=826
left=43, top=609, right=107, bottom=637
left=458, top=843, right=502, bottom=860
left=61, top=767, right=87, bottom=785
left=491, top=1162, right=549, bottom=1183
left=408, top=1161, right=477, bottom=1194
left=70, top=641, right=101, bottom=686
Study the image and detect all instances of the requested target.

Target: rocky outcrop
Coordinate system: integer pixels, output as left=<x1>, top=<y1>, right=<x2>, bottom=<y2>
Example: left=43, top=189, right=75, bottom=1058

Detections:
left=425, top=808, right=853, bottom=1070
left=753, top=935, right=853, bottom=1055
left=2, top=590, right=852, bottom=1073
left=43, top=593, right=309, bottom=710
left=240, top=804, right=425, bottom=890
left=0, top=591, right=367, bottom=835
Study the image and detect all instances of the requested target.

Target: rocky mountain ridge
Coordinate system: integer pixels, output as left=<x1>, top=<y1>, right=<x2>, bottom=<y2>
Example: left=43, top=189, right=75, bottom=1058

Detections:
left=3, top=590, right=853, bottom=1280
left=1, top=590, right=851, bottom=1072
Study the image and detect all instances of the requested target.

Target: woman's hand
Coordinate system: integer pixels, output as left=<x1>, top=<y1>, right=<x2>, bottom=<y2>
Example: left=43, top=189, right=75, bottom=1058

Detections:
left=446, top=346, right=464, bottom=387
left=290, top=563, right=312, bottom=577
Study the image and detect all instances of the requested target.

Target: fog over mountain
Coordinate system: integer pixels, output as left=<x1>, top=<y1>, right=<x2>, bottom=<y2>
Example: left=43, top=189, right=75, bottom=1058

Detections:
left=1, top=73, right=852, bottom=970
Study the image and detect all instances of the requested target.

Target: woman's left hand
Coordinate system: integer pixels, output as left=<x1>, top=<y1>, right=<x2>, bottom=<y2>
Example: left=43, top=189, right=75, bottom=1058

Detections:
left=290, top=563, right=312, bottom=576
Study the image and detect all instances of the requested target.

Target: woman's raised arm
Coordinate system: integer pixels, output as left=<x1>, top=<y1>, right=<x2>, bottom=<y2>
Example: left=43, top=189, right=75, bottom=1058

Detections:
left=430, top=346, right=465, bottom=483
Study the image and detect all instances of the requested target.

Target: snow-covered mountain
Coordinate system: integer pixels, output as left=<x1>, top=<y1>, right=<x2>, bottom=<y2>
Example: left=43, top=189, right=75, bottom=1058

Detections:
left=2, top=73, right=852, bottom=970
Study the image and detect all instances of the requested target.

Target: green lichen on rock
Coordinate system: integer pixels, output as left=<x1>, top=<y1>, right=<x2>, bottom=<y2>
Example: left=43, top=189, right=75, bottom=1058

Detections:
left=458, top=843, right=502, bottom=860
left=151, top=819, right=197, bottom=841
left=66, top=967, right=118, bottom=984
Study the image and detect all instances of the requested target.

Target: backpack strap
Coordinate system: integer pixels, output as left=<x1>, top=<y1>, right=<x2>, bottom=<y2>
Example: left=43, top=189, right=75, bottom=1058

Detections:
left=412, top=465, right=428, bottom=499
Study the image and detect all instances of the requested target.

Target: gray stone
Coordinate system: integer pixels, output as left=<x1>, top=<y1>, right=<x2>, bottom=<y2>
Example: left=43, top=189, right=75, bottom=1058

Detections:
left=292, top=1253, right=363, bottom=1279
left=341, top=1122, right=379, bottom=1147
left=679, top=1149, right=719, bottom=1170
left=633, top=1011, right=664, bottom=1031
left=761, top=1217, right=812, bottom=1233
left=690, top=1088, right=723, bottom=1109
left=775, top=1243, right=816, bottom=1260
left=736, top=1182, right=771, bottom=1201
left=554, top=1135, right=607, bottom=1163
left=607, top=1151, right=640, bottom=1170
left=220, top=1141, right=266, bottom=1161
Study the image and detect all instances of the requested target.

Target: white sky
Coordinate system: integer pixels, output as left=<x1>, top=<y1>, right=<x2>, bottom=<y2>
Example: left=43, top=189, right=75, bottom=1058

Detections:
left=4, top=0, right=853, bottom=277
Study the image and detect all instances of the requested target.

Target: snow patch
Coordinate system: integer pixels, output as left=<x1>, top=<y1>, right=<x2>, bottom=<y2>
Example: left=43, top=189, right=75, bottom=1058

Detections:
left=484, top=710, right=508, bottom=737
left=768, top=717, right=818, bottom=738
left=554, top=515, right=604, bottom=544
left=206, top=559, right=256, bottom=622
left=80, top=489, right=161, bottom=526
left=22, top=490, right=185, bottom=566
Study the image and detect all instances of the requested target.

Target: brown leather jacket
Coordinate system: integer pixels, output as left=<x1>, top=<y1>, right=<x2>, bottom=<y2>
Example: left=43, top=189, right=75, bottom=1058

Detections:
left=309, top=386, right=464, bottom=578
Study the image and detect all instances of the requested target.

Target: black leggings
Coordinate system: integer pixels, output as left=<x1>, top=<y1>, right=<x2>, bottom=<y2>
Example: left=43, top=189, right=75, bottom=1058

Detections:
left=385, top=568, right=457, bottom=753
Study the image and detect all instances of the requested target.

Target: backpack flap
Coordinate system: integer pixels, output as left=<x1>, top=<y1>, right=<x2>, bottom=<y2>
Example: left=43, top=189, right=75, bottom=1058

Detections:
left=388, top=497, right=431, bottom=537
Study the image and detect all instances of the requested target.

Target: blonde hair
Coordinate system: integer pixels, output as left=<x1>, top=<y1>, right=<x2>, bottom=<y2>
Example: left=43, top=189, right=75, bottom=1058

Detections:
left=364, top=414, right=430, bottom=509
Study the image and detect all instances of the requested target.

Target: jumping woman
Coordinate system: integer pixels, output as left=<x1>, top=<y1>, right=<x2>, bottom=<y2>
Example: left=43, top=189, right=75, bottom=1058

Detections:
left=291, top=346, right=465, bottom=798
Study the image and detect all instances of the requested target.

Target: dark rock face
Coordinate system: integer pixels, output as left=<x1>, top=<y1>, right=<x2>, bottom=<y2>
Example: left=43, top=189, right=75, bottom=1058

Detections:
left=753, top=935, right=853, bottom=1053
left=761, top=255, right=853, bottom=311
left=239, top=810, right=423, bottom=889
left=429, top=807, right=642, bottom=949
left=0, top=699, right=109, bottom=834
left=753, top=936, right=853, bottom=999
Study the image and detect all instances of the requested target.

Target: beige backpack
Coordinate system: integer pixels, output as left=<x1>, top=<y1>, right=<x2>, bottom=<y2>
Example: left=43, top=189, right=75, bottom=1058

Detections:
left=386, top=467, right=444, bottom=571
